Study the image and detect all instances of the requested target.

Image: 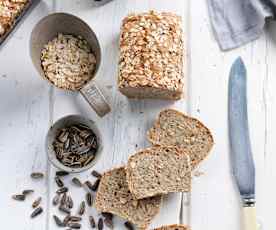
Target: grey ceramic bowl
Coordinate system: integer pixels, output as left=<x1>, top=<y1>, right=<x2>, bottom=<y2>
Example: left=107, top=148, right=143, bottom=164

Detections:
left=46, top=115, right=103, bottom=173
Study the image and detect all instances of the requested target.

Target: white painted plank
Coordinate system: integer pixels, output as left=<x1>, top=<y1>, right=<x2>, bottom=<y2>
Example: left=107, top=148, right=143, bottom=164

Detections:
left=261, top=21, right=276, bottom=230
left=48, top=0, right=188, bottom=229
left=0, top=1, right=53, bottom=230
left=189, top=1, right=266, bottom=230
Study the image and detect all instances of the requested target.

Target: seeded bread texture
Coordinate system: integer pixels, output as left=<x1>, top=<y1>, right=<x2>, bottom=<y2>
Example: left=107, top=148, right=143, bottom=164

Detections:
left=118, top=11, right=184, bottom=100
left=147, top=109, right=214, bottom=169
left=95, top=167, right=162, bottom=229
left=126, top=146, right=191, bottom=199
left=153, top=224, right=190, bottom=230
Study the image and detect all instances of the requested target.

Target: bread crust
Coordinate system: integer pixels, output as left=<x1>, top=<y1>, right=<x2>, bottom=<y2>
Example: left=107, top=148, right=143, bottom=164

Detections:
left=153, top=224, right=190, bottom=230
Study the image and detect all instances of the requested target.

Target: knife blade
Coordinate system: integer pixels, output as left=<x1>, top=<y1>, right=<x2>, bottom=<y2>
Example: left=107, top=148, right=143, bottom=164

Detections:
left=228, top=57, right=257, bottom=230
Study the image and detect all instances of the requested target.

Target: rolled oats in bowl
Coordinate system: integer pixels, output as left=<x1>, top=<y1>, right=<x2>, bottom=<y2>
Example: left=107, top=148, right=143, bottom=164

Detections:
left=41, top=33, right=97, bottom=90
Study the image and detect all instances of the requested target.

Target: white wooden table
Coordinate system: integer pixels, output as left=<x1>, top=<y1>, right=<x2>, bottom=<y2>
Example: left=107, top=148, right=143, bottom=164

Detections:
left=0, top=0, right=273, bottom=229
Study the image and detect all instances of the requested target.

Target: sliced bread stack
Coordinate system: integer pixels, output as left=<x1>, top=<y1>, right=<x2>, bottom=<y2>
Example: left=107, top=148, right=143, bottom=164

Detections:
left=95, top=109, right=214, bottom=229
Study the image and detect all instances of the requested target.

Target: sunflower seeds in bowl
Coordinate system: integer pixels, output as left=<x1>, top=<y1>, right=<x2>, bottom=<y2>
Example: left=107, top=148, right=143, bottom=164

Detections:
left=46, top=115, right=103, bottom=173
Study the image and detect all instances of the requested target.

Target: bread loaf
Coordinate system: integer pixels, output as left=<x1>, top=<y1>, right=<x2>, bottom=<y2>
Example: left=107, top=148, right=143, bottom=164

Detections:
left=95, top=167, right=162, bottom=229
left=118, top=11, right=184, bottom=99
left=147, top=109, right=214, bottom=168
left=126, top=146, right=191, bottom=199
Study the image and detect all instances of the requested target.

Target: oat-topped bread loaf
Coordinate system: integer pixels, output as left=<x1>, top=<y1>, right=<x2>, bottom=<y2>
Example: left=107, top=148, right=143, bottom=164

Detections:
left=147, top=109, right=214, bottom=169
left=126, top=146, right=191, bottom=199
left=153, top=224, right=190, bottom=230
left=95, top=167, right=162, bottom=229
left=118, top=11, right=184, bottom=100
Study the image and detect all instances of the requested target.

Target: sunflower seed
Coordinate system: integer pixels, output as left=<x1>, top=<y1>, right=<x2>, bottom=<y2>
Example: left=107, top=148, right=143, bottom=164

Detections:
left=12, top=194, right=25, bottom=201
left=60, top=193, right=67, bottom=206
left=52, top=194, right=60, bottom=206
left=104, top=218, right=113, bottom=229
left=68, top=223, right=81, bottom=229
left=59, top=205, right=71, bottom=214
left=78, top=201, right=85, bottom=216
left=30, top=207, right=43, bottom=218
left=53, top=215, right=65, bottom=227
left=31, top=172, right=44, bottom=179
left=86, top=193, right=93, bottom=207
left=89, top=216, right=96, bottom=228
left=32, top=197, right=42, bottom=208
left=67, top=195, right=74, bottom=209
left=72, top=177, right=82, bottom=187
left=124, top=221, right=134, bottom=230
left=84, top=181, right=93, bottom=191
left=91, top=170, right=102, bottom=179
left=55, top=176, right=64, bottom=187
left=63, top=215, right=71, bottom=226
left=102, top=212, right=113, bottom=220
left=90, top=179, right=100, bottom=191
left=53, top=124, right=98, bottom=169
left=69, top=216, right=82, bottom=222
left=56, top=187, right=68, bottom=194
left=22, top=189, right=34, bottom=195
left=56, top=171, right=69, bottom=177
left=98, top=218, right=103, bottom=230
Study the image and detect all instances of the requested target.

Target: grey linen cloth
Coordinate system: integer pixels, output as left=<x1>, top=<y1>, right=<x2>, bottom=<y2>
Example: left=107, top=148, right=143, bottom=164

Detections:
left=208, top=0, right=276, bottom=50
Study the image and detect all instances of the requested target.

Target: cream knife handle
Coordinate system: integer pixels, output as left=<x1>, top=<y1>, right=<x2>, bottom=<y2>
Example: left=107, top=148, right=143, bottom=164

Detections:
left=243, top=206, right=257, bottom=230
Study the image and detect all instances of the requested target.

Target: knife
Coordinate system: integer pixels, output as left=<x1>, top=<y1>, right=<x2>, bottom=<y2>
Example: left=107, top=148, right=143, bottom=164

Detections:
left=228, top=57, right=257, bottom=230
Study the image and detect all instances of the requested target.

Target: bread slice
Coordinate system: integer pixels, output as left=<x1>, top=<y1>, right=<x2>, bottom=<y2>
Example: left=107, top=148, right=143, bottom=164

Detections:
left=153, top=224, right=190, bottom=230
left=95, top=167, right=162, bottom=229
left=126, top=146, right=191, bottom=199
left=147, top=109, right=214, bottom=169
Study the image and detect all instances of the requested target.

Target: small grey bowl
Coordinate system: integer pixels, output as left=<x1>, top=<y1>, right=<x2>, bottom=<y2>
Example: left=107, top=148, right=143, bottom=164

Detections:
left=46, top=115, right=103, bottom=173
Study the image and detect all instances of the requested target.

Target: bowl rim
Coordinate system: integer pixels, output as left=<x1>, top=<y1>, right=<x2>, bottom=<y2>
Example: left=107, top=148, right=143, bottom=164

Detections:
left=45, top=114, right=103, bottom=173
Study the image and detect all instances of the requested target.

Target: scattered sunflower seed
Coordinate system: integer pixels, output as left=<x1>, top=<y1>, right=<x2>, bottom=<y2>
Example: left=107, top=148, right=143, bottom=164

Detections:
left=53, top=215, right=65, bottom=227
left=67, top=195, right=74, bottom=209
left=124, top=221, right=134, bottom=230
left=56, top=171, right=69, bottom=177
left=52, top=194, right=60, bottom=206
left=78, top=201, right=85, bottom=216
left=32, top=197, right=42, bottom=208
left=12, top=194, right=25, bottom=201
left=91, top=170, right=102, bottom=179
left=68, top=223, right=81, bottom=229
left=63, top=215, right=71, bottom=226
left=90, top=179, right=100, bottom=191
left=89, top=216, right=96, bottom=228
left=104, top=218, right=113, bottom=229
left=86, top=193, right=93, bottom=207
left=30, top=207, right=43, bottom=218
left=30, top=172, right=44, bottom=179
left=59, top=205, right=71, bottom=214
left=22, top=189, right=34, bottom=195
left=69, top=216, right=82, bottom=222
left=71, top=177, right=82, bottom=187
left=98, top=218, right=103, bottom=230
left=102, top=212, right=113, bottom=220
left=56, top=187, right=68, bottom=194
left=60, top=193, right=67, bottom=206
left=55, top=176, right=64, bottom=187
left=84, top=181, right=93, bottom=191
